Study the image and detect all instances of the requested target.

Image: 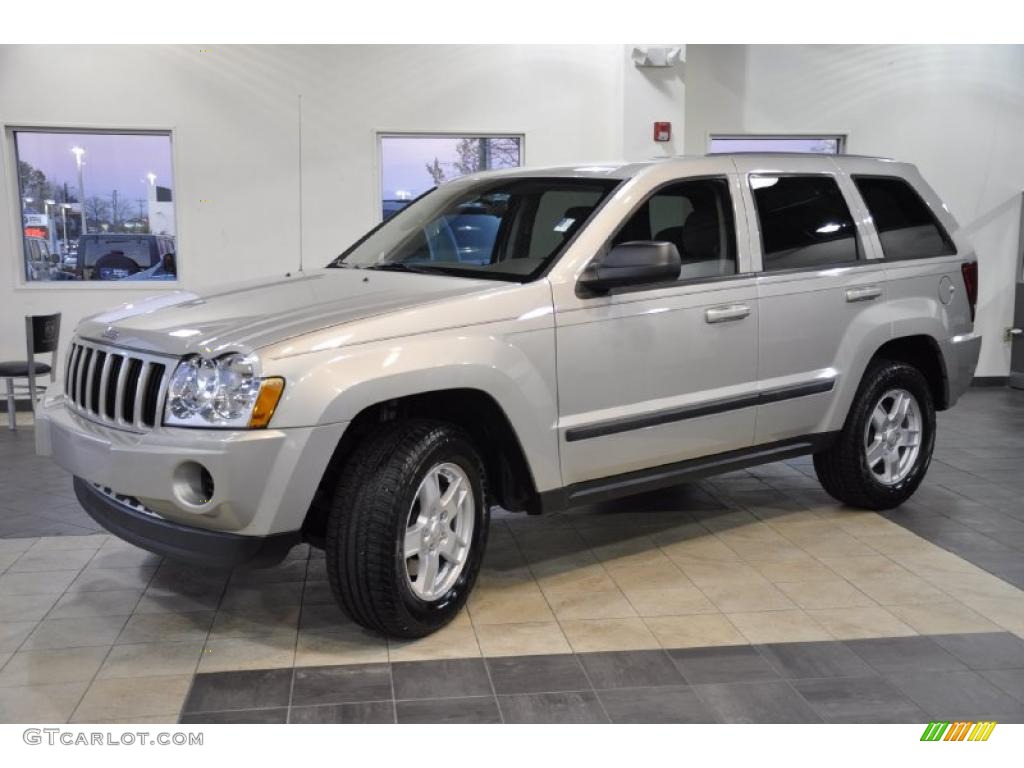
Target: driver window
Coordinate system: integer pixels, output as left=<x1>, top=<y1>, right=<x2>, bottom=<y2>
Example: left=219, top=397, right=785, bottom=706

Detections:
left=613, top=177, right=737, bottom=281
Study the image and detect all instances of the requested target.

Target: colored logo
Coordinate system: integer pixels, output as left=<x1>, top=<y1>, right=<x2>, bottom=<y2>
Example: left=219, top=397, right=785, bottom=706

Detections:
left=921, top=721, right=997, bottom=741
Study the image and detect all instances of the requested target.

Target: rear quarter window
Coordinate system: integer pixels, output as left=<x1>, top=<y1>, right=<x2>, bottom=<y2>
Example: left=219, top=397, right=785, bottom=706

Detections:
left=853, top=176, right=956, bottom=260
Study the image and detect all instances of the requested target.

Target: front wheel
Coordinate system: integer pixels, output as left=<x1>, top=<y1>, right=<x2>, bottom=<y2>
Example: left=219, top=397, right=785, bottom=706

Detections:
left=814, top=360, right=935, bottom=510
left=325, top=420, right=489, bottom=638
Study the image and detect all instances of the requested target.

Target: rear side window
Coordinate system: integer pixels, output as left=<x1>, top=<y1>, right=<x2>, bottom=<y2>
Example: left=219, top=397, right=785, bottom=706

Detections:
left=853, top=176, right=956, bottom=260
left=751, top=175, right=861, bottom=271
left=613, top=177, right=737, bottom=280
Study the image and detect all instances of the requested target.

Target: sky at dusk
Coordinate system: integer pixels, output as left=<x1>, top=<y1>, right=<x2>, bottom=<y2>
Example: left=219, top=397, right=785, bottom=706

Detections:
left=380, top=136, right=520, bottom=200
left=16, top=132, right=174, bottom=204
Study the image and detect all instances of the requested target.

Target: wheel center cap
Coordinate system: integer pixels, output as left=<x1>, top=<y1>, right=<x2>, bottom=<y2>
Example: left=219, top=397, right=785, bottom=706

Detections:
left=884, top=427, right=900, bottom=449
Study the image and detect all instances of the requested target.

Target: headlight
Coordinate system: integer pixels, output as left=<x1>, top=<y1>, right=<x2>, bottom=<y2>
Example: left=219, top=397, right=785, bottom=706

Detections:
left=163, top=353, right=284, bottom=429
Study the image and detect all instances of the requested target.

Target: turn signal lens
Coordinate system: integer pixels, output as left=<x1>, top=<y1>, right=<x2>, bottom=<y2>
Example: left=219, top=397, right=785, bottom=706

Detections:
left=248, top=378, right=285, bottom=428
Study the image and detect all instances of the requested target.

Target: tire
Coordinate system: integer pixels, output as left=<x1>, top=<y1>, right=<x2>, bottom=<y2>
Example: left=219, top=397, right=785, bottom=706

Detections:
left=813, top=359, right=935, bottom=510
left=325, top=419, right=489, bottom=638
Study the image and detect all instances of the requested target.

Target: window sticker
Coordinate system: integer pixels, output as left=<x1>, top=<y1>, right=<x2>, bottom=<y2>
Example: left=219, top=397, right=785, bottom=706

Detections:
left=554, top=217, right=575, bottom=233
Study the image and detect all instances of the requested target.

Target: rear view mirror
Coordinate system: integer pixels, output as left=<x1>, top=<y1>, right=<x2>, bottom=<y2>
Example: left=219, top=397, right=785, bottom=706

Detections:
left=579, top=241, right=681, bottom=294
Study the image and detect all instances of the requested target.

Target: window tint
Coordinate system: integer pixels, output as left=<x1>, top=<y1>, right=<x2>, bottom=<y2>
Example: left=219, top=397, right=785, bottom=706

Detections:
left=752, top=175, right=860, bottom=271
left=853, top=176, right=955, bottom=260
left=613, top=177, right=737, bottom=280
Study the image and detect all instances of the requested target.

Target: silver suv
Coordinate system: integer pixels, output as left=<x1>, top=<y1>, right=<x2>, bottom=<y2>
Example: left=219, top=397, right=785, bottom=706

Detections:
left=36, top=154, right=981, bottom=637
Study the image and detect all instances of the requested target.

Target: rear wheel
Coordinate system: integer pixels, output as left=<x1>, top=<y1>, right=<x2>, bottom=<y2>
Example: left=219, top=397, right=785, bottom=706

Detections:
left=814, top=360, right=935, bottom=510
left=325, top=419, right=489, bottom=638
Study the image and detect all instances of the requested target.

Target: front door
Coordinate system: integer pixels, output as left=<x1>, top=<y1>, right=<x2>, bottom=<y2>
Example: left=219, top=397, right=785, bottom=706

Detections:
left=1011, top=193, right=1024, bottom=389
left=554, top=170, right=759, bottom=486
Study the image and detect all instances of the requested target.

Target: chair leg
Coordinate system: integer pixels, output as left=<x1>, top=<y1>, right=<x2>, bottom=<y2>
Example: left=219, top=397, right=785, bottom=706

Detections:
left=5, top=378, right=15, bottom=431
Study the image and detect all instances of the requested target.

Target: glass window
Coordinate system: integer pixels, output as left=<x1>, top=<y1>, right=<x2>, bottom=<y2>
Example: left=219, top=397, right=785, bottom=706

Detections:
left=331, top=177, right=617, bottom=281
left=380, top=134, right=522, bottom=220
left=613, top=178, right=737, bottom=280
left=709, top=135, right=843, bottom=154
left=13, top=130, right=177, bottom=283
left=853, top=176, right=956, bottom=260
left=752, top=175, right=860, bottom=271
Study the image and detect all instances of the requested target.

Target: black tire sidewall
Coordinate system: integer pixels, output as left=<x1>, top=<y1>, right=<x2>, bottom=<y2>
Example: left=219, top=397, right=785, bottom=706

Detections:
left=852, top=363, right=935, bottom=503
left=390, top=430, right=489, bottom=630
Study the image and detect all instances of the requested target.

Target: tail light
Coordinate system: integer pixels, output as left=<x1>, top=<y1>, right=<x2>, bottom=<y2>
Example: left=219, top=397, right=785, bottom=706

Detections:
left=960, top=261, right=978, bottom=323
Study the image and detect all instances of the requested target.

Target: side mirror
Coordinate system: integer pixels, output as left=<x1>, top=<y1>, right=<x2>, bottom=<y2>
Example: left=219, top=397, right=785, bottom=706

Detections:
left=579, top=241, right=681, bottom=294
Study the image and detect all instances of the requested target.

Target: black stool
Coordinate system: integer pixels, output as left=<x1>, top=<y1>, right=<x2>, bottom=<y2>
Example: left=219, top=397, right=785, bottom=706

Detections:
left=1, top=313, right=61, bottom=431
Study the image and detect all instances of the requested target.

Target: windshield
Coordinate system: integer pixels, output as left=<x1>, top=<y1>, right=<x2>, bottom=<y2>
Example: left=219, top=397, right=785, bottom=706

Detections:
left=329, top=177, right=619, bottom=281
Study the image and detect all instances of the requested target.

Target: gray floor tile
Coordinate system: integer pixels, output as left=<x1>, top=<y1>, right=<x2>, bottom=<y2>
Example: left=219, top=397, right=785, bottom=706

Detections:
left=669, top=645, right=780, bottom=684
left=931, top=632, right=1024, bottom=670
left=392, top=658, right=492, bottom=700
left=180, top=707, right=288, bottom=723
left=291, top=663, right=392, bottom=706
left=498, top=691, right=608, bottom=723
left=695, top=680, right=823, bottom=723
left=396, top=696, right=502, bottom=723
left=888, top=669, right=1024, bottom=721
left=289, top=701, right=395, bottom=723
left=598, top=685, right=715, bottom=723
left=792, top=676, right=929, bottom=723
left=183, top=668, right=293, bottom=713
left=980, top=669, right=1024, bottom=704
left=845, top=636, right=967, bottom=673
left=578, top=649, right=685, bottom=690
left=756, top=641, right=875, bottom=679
left=486, top=653, right=590, bottom=694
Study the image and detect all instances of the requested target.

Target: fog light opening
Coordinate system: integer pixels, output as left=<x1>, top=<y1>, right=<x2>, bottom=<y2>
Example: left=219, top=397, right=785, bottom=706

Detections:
left=173, top=461, right=215, bottom=507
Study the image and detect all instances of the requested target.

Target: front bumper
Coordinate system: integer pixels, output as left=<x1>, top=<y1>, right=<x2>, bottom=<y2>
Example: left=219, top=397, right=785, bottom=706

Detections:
left=74, top=478, right=299, bottom=567
left=36, top=391, right=347, bottom=543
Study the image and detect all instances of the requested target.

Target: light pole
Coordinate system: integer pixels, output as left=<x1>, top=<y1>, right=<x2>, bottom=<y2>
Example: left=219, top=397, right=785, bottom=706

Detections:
left=60, top=204, right=70, bottom=254
left=71, top=146, right=87, bottom=234
left=44, top=199, right=56, bottom=252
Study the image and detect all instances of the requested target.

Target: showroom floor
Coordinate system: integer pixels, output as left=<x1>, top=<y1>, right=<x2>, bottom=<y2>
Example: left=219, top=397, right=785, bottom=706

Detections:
left=1, top=388, right=1024, bottom=723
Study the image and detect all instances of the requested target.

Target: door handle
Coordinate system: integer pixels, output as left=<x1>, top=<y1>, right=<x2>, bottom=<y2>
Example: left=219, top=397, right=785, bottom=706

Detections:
left=846, top=286, right=881, bottom=303
left=705, top=304, right=751, bottom=324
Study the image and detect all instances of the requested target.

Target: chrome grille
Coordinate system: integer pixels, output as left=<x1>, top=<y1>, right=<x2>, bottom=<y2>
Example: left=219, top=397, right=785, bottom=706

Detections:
left=64, top=338, right=174, bottom=431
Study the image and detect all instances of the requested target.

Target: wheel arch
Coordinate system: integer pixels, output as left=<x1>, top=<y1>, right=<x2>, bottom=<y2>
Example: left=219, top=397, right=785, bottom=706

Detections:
left=869, top=334, right=949, bottom=411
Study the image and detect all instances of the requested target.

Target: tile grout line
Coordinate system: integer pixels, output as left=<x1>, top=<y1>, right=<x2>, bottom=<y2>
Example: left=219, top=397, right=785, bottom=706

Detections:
left=285, top=551, right=313, bottom=724
left=177, top=561, right=235, bottom=723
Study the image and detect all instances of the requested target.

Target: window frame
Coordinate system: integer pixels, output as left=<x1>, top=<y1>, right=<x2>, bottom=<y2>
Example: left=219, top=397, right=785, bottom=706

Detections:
left=580, top=174, right=748, bottom=297
left=748, top=171, right=867, bottom=276
left=375, top=131, right=526, bottom=224
left=850, top=174, right=957, bottom=262
left=4, top=124, right=181, bottom=291
left=708, top=133, right=847, bottom=155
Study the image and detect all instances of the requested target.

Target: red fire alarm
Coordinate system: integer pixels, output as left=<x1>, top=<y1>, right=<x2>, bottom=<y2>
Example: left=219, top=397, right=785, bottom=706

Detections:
left=653, top=122, right=672, bottom=142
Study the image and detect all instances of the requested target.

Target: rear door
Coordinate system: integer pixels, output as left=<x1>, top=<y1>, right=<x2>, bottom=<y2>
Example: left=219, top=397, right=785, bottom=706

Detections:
left=732, top=155, right=889, bottom=444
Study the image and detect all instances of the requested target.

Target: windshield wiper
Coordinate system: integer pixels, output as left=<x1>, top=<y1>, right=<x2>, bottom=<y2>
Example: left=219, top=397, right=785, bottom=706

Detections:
left=362, top=263, right=443, bottom=274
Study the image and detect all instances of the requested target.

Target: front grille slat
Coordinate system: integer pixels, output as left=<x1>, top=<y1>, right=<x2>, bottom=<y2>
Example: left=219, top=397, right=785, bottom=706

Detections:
left=62, top=337, right=172, bottom=433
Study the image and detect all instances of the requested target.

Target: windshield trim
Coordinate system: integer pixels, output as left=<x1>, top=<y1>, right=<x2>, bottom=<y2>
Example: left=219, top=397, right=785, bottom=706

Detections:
left=327, top=177, right=623, bottom=283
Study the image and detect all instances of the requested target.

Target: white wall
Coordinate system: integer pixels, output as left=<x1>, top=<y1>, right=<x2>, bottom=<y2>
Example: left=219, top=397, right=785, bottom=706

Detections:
left=0, top=44, right=625, bottom=362
left=620, top=46, right=686, bottom=161
left=685, top=44, right=1024, bottom=378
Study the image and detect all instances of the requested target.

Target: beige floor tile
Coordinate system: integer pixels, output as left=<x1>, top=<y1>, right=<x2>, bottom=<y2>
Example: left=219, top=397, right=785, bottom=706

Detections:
left=586, top=537, right=673, bottom=570
left=0, top=646, right=110, bottom=687
left=658, top=531, right=741, bottom=564
left=475, top=622, right=571, bottom=656
left=645, top=614, right=748, bottom=649
left=606, top=560, right=693, bottom=591
left=0, top=553, right=17, bottom=573
left=784, top=532, right=878, bottom=558
left=851, top=532, right=936, bottom=556
left=831, top=513, right=907, bottom=538
left=388, top=622, right=480, bottom=662
left=726, top=610, right=833, bottom=644
left=218, top=582, right=304, bottom=611
left=71, top=675, right=191, bottom=722
left=968, top=597, right=1024, bottom=636
left=699, top=579, right=797, bottom=613
left=678, top=560, right=764, bottom=585
left=8, top=548, right=96, bottom=573
left=209, top=605, right=301, bottom=638
left=749, top=558, right=838, bottom=584
left=103, top=713, right=181, bottom=724
left=468, top=584, right=555, bottom=625
left=117, top=611, right=215, bottom=644
left=0, top=621, right=35, bottom=652
left=0, top=592, right=61, bottom=622
left=623, top=585, right=718, bottom=617
left=295, top=626, right=388, bottom=666
left=924, top=572, right=1024, bottom=603
left=29, top=535, right=109, bottom=552
left=533, top=562, right=618, bottom=594
left=818, top=555, right=911, bottom=581
left=68, top=566, right=157, bottom=593
left=776, top=580, right=875, bottom=610
left=132, top=586, right=223, bottom=615
left=0, top=569, right=78, bottom=596
left=48, top=589, right=143, bottom=619
left=476, top=564, right=536, bottom=589
left=24, top=614, right=129, bottom=650
left=199, top=633, right=296, bottom=673
left=560, top=617, right=659, bottom=653
left=851, top=575, right=952, bottom=606
left=892, top=551, right=986, bottom=579
left=0, top=682, right=89, bottom=723
left=807, top=605, right=917, bottom=639
left=97, top=642, right=203, bottom=679
left=547, top=590, right=637, bottom=621
left=87, top=546, right=163, bottom=570
left=886, top=602, right=1003, bottom=635
left=0, top=538, right=38, bottom=555
left=0, top=651, right=9, bottom=669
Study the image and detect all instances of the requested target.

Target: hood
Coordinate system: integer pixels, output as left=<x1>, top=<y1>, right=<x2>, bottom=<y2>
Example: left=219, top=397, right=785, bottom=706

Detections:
left=77, top=268, right=495, bottom=356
